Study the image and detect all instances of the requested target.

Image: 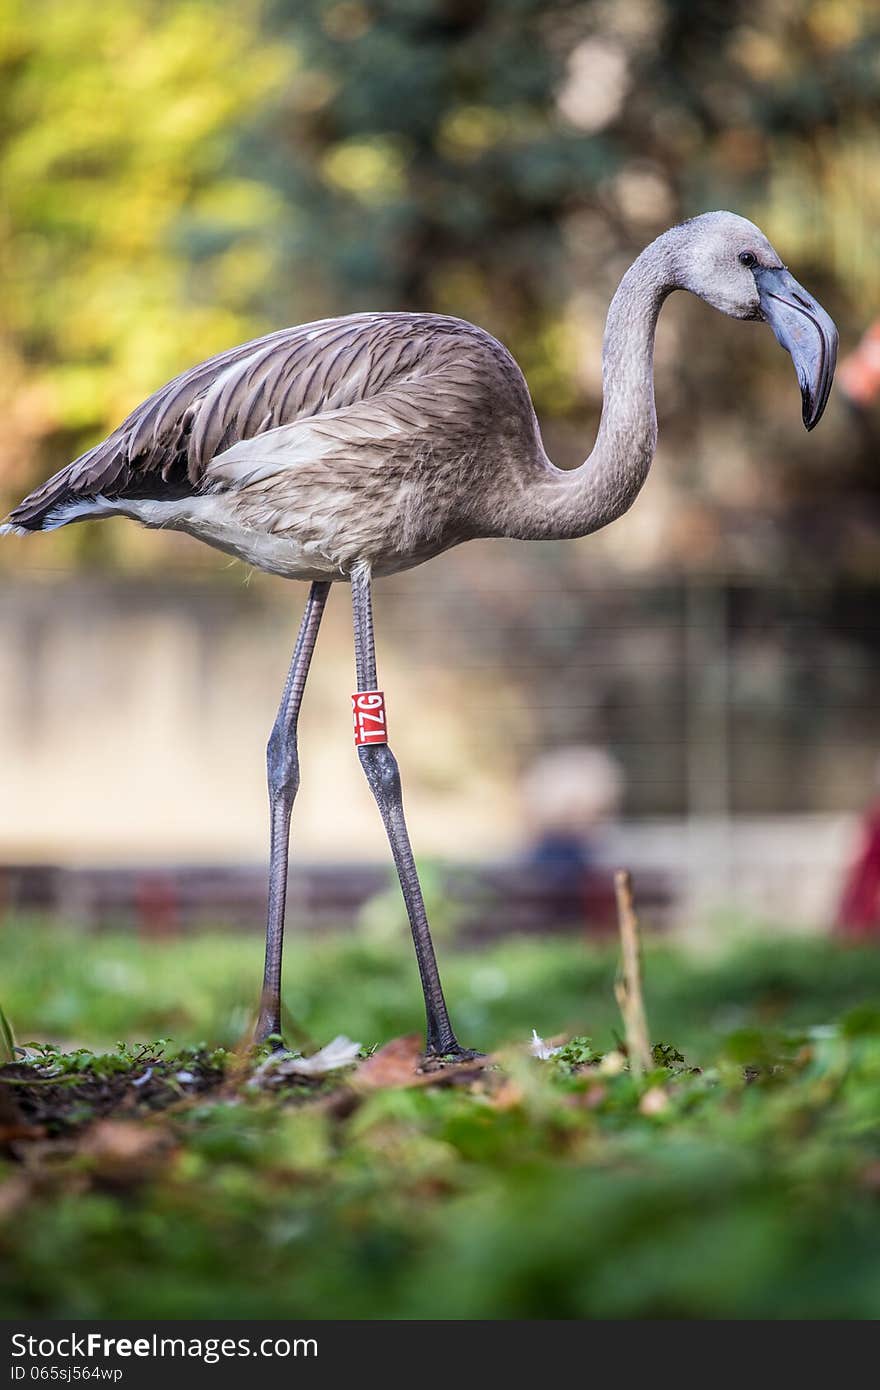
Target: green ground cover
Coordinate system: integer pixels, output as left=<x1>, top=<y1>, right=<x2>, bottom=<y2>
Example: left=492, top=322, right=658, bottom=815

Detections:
left=1, top=923, right=879, bottom=1319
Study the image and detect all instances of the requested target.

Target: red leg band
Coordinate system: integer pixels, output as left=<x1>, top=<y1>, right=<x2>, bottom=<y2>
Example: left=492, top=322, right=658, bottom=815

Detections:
left=352, top=690, right=388, bottom=746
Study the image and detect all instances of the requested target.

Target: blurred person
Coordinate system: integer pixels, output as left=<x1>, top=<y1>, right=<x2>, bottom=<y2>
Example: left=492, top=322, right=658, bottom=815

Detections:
left=521, top=744, right=623, bottom=878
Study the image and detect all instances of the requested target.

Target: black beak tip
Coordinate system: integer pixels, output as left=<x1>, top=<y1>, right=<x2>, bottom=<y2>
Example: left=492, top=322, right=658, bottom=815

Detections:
left=802, top=373, right=832, bottom=431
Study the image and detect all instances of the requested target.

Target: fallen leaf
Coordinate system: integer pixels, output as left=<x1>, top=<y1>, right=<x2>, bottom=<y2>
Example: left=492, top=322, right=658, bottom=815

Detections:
left=0, top=1123, right=45, bottom=1146
left=598, top=1050, right=626, bottom=1076
left=356, top=1035, right=424, bottom=1089
left=0, top=1176, right=30, bottom=1220
left=639, top=1086, right=669, bottom=1116
left=489, top=1078, right=525, bottom=1110
left=80, top=1120, right=171, bottom=1182
left=859, top=1161, right=880, bottom=1193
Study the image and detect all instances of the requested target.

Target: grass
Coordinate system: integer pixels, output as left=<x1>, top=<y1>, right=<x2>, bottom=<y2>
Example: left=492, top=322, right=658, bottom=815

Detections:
left=4, top=918, right=880, bottom=1059
left=1, top=920, right=880, bottom=1319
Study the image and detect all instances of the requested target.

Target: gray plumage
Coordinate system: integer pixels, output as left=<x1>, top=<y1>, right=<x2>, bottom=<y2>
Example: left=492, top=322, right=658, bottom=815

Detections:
left=5, top=312, right=539, bottom=578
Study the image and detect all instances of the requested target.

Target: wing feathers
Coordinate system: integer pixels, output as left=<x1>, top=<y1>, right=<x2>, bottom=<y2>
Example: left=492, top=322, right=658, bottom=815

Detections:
left=6, top=312, right=511, bottom=531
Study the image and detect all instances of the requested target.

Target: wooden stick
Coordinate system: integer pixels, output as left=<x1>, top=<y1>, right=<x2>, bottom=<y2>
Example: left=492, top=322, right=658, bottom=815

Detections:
left=613, top=869, right=652, bottom=1079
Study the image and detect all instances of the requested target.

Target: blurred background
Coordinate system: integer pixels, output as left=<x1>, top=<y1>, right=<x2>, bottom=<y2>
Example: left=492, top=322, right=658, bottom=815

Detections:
left=3, top=0, right=880, bottom=957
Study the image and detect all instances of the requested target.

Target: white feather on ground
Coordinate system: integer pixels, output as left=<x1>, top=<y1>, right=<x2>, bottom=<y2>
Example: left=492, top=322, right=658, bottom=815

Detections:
left=530, top=1030, right=564, bottom=1060
left=249, top=1035, right=362, bottom=1087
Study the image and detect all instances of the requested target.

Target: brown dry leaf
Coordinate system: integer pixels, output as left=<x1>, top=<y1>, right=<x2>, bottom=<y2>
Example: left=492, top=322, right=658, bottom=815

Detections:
left=639, top=1086, right=669, bottom=1116
left=80, top=1120, right=171, bottom=1181
left=489, top=1078, right=525, bottom=1110
left=0, top=1122, right=45, bottom=1146
left=356, top=1037, right=491, bottom=1091
left=859, top=1161, right=880, bottom=1193
left=582, top=1082, right=608, bottom=1110
left=0, top=1175, right=30, bottom=1220
left=356, top=1035, right=424, bottom=1089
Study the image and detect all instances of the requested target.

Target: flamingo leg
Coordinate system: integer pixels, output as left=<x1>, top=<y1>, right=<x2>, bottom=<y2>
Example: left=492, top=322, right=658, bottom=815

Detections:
left=255, top=580, right=331, bottom=1044
left=351, top=564, right=474, bottom=1058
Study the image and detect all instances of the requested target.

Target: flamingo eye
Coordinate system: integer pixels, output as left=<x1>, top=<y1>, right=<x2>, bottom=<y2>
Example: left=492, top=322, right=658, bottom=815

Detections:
left=738, top=251, right=758, bottom=268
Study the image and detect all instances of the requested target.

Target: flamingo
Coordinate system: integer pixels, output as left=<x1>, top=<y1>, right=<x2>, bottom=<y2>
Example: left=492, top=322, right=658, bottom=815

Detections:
left=2, top=212, right=838, bottom=1057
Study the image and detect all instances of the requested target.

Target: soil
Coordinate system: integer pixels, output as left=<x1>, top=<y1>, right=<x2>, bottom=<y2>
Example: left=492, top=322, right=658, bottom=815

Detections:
left=0, top=1052, right=226, bottom=1144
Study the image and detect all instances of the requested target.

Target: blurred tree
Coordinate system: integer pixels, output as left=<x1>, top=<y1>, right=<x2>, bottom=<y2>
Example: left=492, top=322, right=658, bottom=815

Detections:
left=0, top=0, right=288, bottom=558
left=260, top=2, right=879, bottom=369
left=257, top=0, right=621, bottom=417
left=253, top=0, right=880, bottom=577
left=2, top=0, right=880, bottom=573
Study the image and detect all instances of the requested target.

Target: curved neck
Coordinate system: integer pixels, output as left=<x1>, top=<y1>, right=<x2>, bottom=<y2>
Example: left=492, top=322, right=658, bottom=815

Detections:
left=523, top=233, right=676, bottom=541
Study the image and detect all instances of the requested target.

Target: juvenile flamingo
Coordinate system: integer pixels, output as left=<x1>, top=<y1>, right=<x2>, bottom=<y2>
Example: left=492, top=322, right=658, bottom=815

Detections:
left=3, top=213, right=838, bottom=1056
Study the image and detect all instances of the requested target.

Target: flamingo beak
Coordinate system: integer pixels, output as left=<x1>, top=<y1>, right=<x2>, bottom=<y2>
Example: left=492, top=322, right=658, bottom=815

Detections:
left=754, top=267, right=838, bottom=431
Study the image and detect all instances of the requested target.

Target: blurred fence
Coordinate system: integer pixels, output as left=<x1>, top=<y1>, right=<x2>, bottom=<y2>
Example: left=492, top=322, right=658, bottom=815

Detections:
left=0, top=859, right=674, bottom=939
left=0, top=809, right=853, bottom=938
left=0, top=566, right=875, bottom=929
left=0, top=813, right=851, bottom=936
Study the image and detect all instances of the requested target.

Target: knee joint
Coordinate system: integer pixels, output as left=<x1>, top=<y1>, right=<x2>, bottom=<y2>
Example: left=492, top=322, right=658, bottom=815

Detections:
left=267, top=726, right=300, bottom=802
